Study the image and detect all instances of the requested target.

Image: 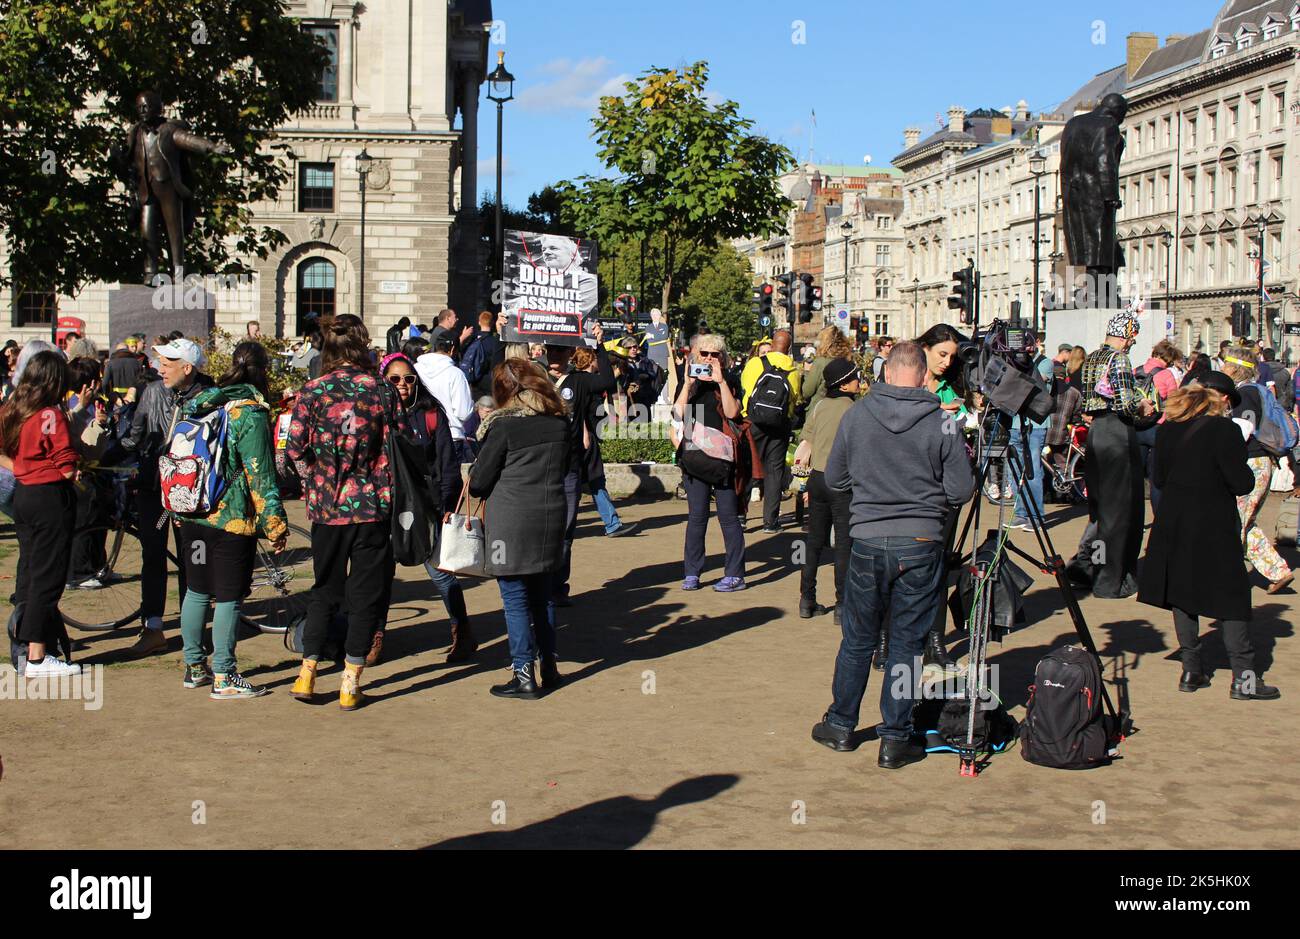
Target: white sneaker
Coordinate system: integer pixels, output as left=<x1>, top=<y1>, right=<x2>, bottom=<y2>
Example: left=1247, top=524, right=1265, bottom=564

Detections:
left=75, top=577, right=104, bottom=590
left=750, top=489, right=762, bottom=503
left=25, top=656, right=82, bottom=678
left=985, top=483, right=1002, bottom=502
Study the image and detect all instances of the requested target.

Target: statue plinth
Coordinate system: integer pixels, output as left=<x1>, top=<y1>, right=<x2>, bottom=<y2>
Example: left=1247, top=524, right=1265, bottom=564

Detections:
left=108, top=283, right=215, bottom=348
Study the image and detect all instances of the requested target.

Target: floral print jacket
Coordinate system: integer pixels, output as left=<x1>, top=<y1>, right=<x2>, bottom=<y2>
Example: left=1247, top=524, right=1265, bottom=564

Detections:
left=285, top=366, right=391, bottom=525
left=181, top=384, right=289, bottom=541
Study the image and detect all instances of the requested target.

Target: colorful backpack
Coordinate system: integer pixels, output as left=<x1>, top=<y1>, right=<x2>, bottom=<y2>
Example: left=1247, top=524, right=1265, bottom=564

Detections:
left=159, top=406, right=231, bottom=515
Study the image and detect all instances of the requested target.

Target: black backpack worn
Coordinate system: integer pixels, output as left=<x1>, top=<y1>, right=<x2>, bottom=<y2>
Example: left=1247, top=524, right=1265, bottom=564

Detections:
left=748, top=355, right=792, bottom=430
left=1019, top=644, right=1115, bottom=769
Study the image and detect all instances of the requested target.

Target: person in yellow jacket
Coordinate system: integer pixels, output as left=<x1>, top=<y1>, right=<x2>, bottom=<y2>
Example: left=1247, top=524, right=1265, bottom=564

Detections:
left=739, top=329, right=803, bottom=533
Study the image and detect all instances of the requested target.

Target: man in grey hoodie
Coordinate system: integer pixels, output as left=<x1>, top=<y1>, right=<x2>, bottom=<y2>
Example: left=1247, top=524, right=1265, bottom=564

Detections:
left=812, top=341, right=975, bottom=770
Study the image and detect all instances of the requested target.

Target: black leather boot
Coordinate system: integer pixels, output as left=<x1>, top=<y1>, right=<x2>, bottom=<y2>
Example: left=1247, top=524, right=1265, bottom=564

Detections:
left=872, top=628, right=889, bottom=671
left=810, top=713, right=857, bottom=752
left=1230, top=676, right=1280, bottom=700
left=490, top=663, right=541, bottom=699
left=539, top=656, right=563, bottom=690
left=923, top=626, right=958, bottom=671
left=878, top=736, right=927, bottom=770
left=799, top=599, right=830, bottom=619
left=1178, top=671, right=1211, bottom=693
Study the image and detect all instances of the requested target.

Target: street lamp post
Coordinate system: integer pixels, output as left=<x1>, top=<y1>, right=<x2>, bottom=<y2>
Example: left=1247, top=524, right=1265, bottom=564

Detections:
left=841, top=219, right=853, bottom=327
left=486, top=50, right=515, bottom=302
left=1256, top=216, right=1268, bottom=343
left=1029, top=150, right=1048, bottom=335
left=911, top=277, right=920, bottom=338
left=1161, top=231, right=1173, bottom=322
left=356, top=148, right=372, bottom=318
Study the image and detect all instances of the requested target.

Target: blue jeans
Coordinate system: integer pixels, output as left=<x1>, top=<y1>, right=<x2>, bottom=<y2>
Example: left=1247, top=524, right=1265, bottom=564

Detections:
left=589, top=483, right=621, bottom=534
left=828, top=537, right=945, bottom=739
left=496, top=573, right=557, bottom=670
left=1014, top=423, right=1048, bottom=523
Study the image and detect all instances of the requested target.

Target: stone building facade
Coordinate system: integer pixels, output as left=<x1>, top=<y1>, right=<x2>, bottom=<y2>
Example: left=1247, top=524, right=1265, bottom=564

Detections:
left=3, top=0, right=491, bottom=345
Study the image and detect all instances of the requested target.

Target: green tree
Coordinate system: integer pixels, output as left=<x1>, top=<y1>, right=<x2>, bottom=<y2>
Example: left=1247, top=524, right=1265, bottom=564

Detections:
left=0, top=0, right=327, bottom=296
left=678, top=242, right=759, bottom=353
left=555, top=61, right=792, bottom=317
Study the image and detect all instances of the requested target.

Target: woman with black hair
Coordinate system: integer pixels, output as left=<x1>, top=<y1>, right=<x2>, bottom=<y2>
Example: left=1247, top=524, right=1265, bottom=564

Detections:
left=0, top=350, right=81, bottom=677
left=176, top=341, right=289, bottom=698
left=378, top=351, right=476, bottom=665
left=286, top=315, right=393, bottom=710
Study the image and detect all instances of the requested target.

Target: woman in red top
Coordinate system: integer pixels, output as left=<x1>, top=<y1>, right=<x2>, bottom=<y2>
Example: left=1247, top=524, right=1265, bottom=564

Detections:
left=0, top=350, right=81, bottom=677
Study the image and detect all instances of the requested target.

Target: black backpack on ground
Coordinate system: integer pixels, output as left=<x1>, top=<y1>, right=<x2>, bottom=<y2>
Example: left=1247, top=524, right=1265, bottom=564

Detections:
left=7, top=603, right=73, bottom=675
left=748, top=355, right=792, bottom=431
left=1019, top=644, right=1114, bottom=769
left=934, top=696, right=1018, bottom=752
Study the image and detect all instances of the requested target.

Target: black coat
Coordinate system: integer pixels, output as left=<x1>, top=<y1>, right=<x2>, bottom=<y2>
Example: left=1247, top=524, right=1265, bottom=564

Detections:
left=1138, top=415, right=1255, bottom=622
left=402, top=392, right=460, bottom=515
left=468, top=404, right=570, bottom=577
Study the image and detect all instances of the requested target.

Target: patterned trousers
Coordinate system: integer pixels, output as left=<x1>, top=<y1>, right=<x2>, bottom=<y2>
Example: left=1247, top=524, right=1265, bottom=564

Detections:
left=1239, top=456, right=1291, bottom=583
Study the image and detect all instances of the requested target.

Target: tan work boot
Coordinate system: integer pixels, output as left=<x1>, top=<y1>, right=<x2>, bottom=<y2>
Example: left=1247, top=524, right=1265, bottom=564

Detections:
left=364, top=629, right=384, bottom=667
left=339, top=661, right=365, bottom=711
left=127, top=627, right=168, bottom=658
left=289, top=659, right=319, bottom=702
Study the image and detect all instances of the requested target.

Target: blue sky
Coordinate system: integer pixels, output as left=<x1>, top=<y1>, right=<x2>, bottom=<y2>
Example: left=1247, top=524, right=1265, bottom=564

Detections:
left=479, top=0, right=1218, bottom=207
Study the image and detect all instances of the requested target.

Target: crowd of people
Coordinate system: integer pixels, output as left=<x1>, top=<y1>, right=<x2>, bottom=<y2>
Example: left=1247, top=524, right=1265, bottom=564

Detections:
left=0, top=306, right=1293, bottom=760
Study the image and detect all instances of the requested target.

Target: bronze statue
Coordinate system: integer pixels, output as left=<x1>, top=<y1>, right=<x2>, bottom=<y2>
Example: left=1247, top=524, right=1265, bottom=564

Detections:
left=114, top=90, right=231, bottom=284
left=1060, top=93, right=1127, bottom=307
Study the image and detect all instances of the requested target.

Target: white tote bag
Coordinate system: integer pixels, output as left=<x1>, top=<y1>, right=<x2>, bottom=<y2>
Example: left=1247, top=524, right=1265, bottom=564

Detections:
left=1271, top=457, right=1295, bottom=493
left=437, top=479, right=489, bottom=576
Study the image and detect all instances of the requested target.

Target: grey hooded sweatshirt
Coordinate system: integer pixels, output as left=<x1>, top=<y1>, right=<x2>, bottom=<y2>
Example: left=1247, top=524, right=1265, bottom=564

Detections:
left=824, top=383, right=975, bottom=541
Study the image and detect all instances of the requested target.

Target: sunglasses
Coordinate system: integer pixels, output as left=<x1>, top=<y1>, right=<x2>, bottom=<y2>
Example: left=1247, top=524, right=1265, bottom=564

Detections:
left=387, top=375, right=418, bottom=386
left=697, top=350, right=721, bottom=359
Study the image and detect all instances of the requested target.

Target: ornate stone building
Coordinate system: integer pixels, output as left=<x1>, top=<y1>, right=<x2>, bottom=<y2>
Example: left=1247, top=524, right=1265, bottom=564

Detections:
left=4, top=0, right=492, bottom=343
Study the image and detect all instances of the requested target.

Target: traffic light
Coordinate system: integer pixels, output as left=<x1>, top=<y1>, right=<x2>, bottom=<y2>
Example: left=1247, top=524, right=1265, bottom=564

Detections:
left=776, top=272, right=796, bottom=325
left=948, top=263, right=975, bottom=326
left=752, top=283, right=774, bottom=330
left=797, top=273, right=821, bottom=324
left=1231, top=300, right=1251, bottom=338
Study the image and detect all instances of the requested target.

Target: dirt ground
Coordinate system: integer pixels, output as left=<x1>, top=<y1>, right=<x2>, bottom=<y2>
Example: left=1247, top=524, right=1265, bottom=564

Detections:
left=1, top=489, right=1298, bottom=850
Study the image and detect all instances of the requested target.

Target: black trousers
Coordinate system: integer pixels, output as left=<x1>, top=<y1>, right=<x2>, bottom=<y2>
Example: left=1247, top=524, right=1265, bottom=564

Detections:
left=749, top=423, right=790, bottom=528
left=554, top=467, right=581, bottom=600
left=304, top=522, right=393, bottom=664
left=137, top=486, right=186, bottom=622
left=13, top=481, right=76, bottom=644
left=800, top=471, right=850, bottom=606
left=1079, top=413, right=1143, bottom=598
left=1173, top=607, right=1254, bottom=680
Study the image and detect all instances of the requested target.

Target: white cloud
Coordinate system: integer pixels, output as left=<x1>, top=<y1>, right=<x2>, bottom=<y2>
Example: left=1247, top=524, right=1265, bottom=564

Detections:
left=477, top=156, right=514, bottom=179
left=515, top=57, right=631, bottom=113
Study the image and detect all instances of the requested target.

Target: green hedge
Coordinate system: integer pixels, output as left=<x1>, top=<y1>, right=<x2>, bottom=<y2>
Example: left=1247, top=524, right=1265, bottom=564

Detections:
left=598, top=421, right=677, bottom=464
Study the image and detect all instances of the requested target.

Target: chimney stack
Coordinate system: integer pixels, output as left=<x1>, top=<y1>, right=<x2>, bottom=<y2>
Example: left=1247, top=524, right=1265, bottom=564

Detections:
left=948, top=106, right=966, bottom=134
left=1127, top=32, right=1158, bottom=80
left=1165, top=33, right=1187, bottom=46
left=903, top=126, right=921, bottom=149
left=1015, top=99, right=1030, bottom=121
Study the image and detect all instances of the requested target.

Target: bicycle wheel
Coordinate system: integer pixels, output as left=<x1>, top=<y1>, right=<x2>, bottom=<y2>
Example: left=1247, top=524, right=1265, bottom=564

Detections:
left=1066, top=448, right=1087, bottom=502
left=239, top=523, right=313, bottom=635
left=61, top=524, right=146, bottom=631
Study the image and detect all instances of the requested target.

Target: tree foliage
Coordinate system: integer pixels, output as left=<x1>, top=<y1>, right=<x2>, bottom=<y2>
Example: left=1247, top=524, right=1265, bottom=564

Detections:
left=0, top=0, right=327, bottom=295
left=554, top=61, right=792, bottom=316
left=677, top=242, right=760, bottom=354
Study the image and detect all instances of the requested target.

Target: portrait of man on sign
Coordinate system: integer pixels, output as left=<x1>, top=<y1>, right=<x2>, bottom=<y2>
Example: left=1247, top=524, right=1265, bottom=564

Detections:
left=500, top=230, right=600, bottom=347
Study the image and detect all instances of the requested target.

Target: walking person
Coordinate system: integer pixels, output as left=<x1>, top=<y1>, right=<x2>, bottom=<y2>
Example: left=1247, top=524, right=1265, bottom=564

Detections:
left=285, top=315, right=393, bottom=710
left=1218, top=348, right=1295, bottom=593
left=415, top=331, right=475, bottom=464
left=1138, top=383, right=1280, bottom=700
left=468, top=360, right=571, bottom=698
left=380, top=352, right=476, bottom=664
left=740, top=328, right=801, bottom=533
left=120, top=338, right=215, bottom=656
left=0, top=350, right=81, bottom=677
left=672, top=334, right=751, bottom=592
left=1065, top=312, right=1154, bottom=598
left=810, top=342, right=975, bottom=769
left=176, top=342, right=289, bottom=698
left=793, top=357, right=859, bottom=622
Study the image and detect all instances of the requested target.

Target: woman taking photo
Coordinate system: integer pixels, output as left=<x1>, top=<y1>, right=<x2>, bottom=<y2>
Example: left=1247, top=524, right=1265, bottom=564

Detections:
left=1138, top=380, right=1280, bottom=700
left=468, top=360, right=570, bottom=698
left=379, top=352, right=476, bottom=664
left=1219, top=346, right=1294, bottom=593
left=0, top=350, right=80, bottom=677
left=286, top=315, right=393, bottom=710
left=671, top=334, right=751, bottom=592
left=793, top=357, right=859, bottom=623
left=177, top=342, right=289, bottom=698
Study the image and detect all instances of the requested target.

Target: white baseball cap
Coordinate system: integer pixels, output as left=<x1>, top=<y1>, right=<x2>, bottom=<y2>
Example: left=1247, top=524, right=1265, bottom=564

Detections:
left=152, top=338, right=205, bottom=368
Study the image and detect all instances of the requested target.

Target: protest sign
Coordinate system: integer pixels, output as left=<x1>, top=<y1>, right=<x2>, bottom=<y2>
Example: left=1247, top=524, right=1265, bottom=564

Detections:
left=501, top=230, right=599, bottom=348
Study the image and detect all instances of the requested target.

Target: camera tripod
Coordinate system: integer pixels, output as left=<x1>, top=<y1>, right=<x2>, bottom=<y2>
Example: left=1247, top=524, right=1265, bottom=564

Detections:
left=946, top=406, right=1132, bottom=777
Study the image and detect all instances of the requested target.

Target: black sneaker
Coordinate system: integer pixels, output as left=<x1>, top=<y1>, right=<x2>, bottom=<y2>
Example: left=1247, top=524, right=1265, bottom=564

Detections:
left=607, top=522, right=640, bottom=538
left=878, top=736, right=927, bottom=770
left=811, top=715, right=857, bottom=752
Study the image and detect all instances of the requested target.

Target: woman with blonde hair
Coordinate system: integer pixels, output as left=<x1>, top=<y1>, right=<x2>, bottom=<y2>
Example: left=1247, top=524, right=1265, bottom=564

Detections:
left=802, top=326, right=854, bottom=415
left=1139, top=376, right=1279, bottom=699
left=1219, top=346, right=1294, bottom=593
left=671, top=333, right=751, bottom=591
left=1065, top=345, right=1087, bottom=388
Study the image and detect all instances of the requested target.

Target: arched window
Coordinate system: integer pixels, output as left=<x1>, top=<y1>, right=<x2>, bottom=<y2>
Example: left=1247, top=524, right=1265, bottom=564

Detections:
left=297, top=257, right=336, bottom=335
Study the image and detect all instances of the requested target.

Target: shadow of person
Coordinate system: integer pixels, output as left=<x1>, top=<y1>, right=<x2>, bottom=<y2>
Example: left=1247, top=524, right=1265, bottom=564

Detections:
left=422, top=774, right=740, bottom=850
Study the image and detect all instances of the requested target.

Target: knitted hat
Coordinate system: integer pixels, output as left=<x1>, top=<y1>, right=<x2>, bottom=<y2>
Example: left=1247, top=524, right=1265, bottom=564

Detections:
left=823, top=356, right=860, bottom=387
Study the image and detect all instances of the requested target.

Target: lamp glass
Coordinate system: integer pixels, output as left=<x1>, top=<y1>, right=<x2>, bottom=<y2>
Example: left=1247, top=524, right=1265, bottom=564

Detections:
left=1028, top=152, right=1046, bottom=175
left=356, top=149, right=373, bottom=174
